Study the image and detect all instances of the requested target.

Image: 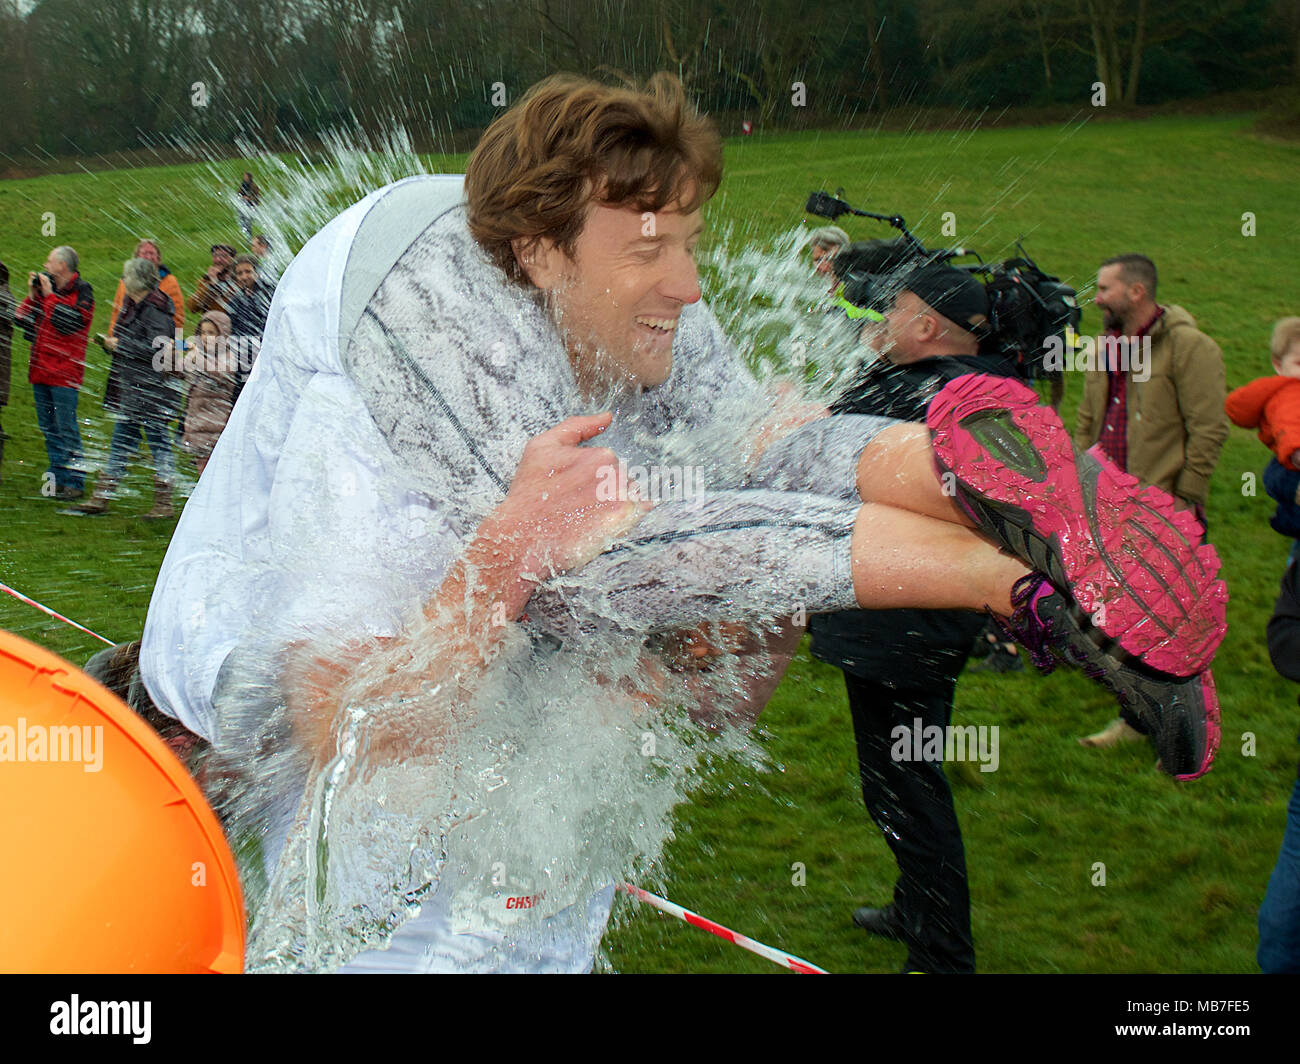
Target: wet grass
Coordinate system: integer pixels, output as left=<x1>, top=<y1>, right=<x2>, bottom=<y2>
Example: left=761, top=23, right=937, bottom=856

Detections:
left=1, top=112, right=1297, bottom=973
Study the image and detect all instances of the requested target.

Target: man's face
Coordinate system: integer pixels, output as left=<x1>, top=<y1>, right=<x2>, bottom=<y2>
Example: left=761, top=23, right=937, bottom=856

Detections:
left=525, top=201, right=703, bottom=392
left=811, top=244, right=839, bottom=293
left=136, top=241, right=160, bottom=266
left=212, top=247, right=234, bottom=271
left=43, top=250, right=70, bottom=285
left=870, top=289, right=933, bottom=366
left=811, top=244, right=837, bottom=275
left=1276, top=342, right=1300, bottom=380
left=252, top=237, right=269, bottom=257
left=1094, top=264, right=1136, bottom=332
left=234, top=262, right=258, bottom=290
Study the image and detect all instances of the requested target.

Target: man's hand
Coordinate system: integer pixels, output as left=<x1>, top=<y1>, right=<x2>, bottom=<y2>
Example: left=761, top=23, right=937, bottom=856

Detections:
left=30, top=272, right=53, bottom=298
left=481, top=412, right=649, bottom=589
left=1175, top=496, right=1208, bottom=535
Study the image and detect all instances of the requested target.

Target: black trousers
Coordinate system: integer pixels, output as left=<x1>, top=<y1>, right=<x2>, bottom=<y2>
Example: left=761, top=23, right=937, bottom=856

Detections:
left=844, top=671, right=975, bottom=973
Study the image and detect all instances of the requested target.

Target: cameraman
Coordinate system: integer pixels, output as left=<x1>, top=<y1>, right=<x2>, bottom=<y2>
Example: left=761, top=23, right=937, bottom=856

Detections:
left=810, top=262, right=1016, bottom=973
left=808, top=225, right=850, bottom=292
left=15, top=246, right=94, bottom=499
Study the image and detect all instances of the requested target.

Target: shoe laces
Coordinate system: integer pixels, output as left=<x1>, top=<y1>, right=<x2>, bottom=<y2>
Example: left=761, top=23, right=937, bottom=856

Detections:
left=995, top=573, right=1059, bottom=673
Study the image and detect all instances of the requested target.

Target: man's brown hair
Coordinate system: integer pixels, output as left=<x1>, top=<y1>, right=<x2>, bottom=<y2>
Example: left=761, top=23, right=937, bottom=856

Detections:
left=1101, top=253, right=1158, bottom=301
left=466, top=72, right=723, bottom=286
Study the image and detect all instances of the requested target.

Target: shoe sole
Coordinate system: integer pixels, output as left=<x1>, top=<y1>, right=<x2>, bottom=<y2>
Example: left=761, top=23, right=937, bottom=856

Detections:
left=927, top=374, right=1227, bottom=677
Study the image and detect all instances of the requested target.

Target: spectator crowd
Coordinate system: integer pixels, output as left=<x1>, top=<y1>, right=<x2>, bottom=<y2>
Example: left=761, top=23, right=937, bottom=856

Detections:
left=0, top=201, right=277, bottom=514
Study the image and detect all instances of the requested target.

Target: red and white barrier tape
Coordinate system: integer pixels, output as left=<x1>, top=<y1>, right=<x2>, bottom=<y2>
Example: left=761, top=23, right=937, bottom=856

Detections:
left=0, top=581, right=115, bottom=646
left=620, top=882, right=828, bottom=974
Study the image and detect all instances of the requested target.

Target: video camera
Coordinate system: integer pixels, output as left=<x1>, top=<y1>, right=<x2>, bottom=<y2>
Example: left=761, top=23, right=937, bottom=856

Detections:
left=806, top=189, right=1081, bottom=380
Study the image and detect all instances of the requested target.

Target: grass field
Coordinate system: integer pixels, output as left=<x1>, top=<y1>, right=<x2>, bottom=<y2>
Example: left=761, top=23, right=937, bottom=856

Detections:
left=1, top=112, right=1298, bottom=973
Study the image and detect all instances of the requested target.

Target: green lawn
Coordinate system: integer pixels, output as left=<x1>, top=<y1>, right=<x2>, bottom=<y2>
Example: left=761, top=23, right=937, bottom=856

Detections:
left=1, top=113, right=1297, bottom=973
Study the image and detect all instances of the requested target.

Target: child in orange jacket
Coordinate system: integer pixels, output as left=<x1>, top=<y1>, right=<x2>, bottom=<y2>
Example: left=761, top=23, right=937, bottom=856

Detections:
left=1226, top=318, right=1300, bottom=542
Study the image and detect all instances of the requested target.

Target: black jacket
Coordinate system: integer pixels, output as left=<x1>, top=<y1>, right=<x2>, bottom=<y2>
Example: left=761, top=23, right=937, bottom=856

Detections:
left=808, top=350, right=1019, bottom=691
left=227, top=280, right=274, bottom=340
left=1267, top=560, right=1300, bottom=781
left=227, top=280, right=274, bottom=403
left=104, top=287, right=178, bottom=420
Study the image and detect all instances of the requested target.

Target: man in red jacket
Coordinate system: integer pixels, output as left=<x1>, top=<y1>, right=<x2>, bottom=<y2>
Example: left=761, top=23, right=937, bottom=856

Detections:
left=16, top=246, right=94, bottom=499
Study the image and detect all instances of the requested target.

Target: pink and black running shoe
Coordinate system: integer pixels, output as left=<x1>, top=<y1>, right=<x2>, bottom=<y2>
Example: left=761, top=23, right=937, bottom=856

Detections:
left=928, top=373, right=1226, bottom=678
left=999, top=574, right=1220, bottom=780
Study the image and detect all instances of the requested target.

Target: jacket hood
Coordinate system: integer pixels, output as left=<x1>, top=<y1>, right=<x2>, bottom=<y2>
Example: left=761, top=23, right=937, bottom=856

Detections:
left=199, top=309, right=233, bottom=337
left=1152, top=304, right=1199, bottom=335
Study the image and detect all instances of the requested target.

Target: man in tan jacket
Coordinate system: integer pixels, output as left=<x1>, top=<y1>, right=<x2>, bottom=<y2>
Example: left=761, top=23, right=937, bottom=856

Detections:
left=1076, top=254, right=1228, bottom=515
left=1075, top=253, right=1228, bottom=749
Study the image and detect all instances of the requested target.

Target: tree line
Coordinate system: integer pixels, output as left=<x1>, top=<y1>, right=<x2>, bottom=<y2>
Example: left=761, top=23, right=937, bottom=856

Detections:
left=1, top=0, right=1296, bottom=159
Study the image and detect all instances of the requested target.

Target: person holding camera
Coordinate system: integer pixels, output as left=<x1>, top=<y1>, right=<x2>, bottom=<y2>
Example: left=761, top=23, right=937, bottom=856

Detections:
left=15, top=245, right=94, bottom=500
left=74, top=257, right=178, bottom=519
left=811, top=261, right=1018, bottom=973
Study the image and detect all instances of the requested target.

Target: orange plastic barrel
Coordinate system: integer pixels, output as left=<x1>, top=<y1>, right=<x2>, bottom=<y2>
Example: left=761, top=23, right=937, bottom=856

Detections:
left=0, top=630, right=244, bottom=972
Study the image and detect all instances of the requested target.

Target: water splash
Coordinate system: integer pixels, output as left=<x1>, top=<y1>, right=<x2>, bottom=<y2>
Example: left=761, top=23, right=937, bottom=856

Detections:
left=168, top=130, right=850, bottom=973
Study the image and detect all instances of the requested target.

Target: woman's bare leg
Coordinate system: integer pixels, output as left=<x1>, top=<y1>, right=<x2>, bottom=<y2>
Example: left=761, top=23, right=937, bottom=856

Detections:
left=851, top=502, right=1025, bottom=615
left=856, top=422, right=973, bottom=526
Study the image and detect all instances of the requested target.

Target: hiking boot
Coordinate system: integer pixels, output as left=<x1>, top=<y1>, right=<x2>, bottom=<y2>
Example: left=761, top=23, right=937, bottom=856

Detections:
left=143, top=478, right=174, bottom=520
left=852, top=904, right=906, bottom=941
left=73, top=478, right=115, bottom=514
left=927, top=373, right=1226, bottom=678
left=1000, top=573, right=1220, bottom=780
